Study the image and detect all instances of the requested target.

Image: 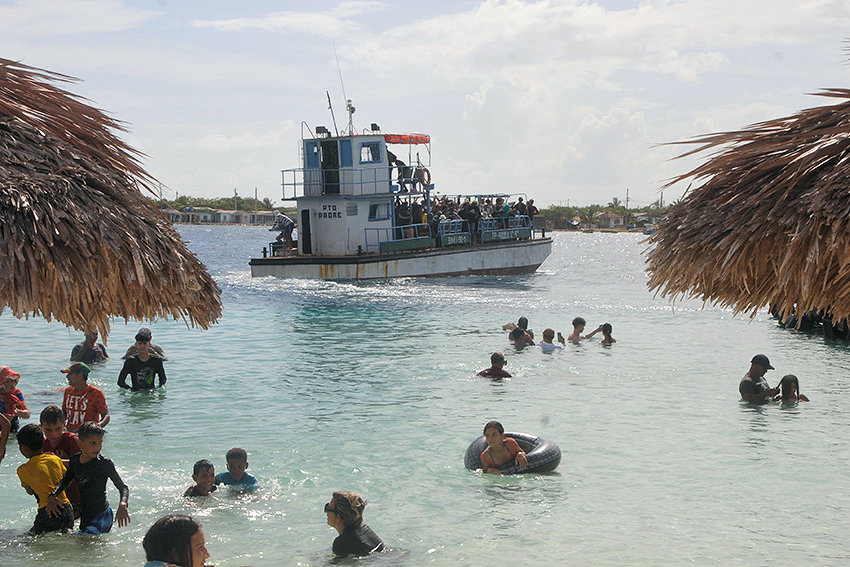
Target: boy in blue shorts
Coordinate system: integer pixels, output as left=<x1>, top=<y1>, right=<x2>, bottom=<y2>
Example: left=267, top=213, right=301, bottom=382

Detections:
left=215, top=447, right=257, bottom=491
left=46, top=421, right=130, bottom=534
left=16, top=424, right=74, bottom=534
left=184, top=459, right=217, bottom=497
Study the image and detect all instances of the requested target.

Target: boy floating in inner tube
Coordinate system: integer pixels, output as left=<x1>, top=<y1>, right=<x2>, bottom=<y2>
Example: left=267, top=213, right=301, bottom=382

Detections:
left=480, top=421, right=527, bottom=474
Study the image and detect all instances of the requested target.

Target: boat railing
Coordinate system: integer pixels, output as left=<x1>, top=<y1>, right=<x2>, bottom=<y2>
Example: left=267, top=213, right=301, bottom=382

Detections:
left=479, top=215, right=531, bottom=232
left=365, top=224, right=432, bottom=254
left=282, top=165, right=432, bottom=200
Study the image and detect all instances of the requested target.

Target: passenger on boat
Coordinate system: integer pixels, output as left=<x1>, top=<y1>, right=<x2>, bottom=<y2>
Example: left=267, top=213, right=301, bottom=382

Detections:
left=411, top=199, right=424, bottom=236
left=273, top=212, right=296, bottom=249
left=496, top=198, right=511, bottom=229
left=514, top=197, right=527, bottom=217
left=326, top=491, right=385, bottom=557
left=478, top=352, right=512, bottom=379
left=527, top=198, right=539, bottom=228
left=481, top=420, right=527, bottom=474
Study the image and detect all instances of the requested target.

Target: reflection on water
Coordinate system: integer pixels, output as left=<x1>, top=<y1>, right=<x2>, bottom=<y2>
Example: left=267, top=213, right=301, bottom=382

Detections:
left=0, top=228, right=848, bottom=566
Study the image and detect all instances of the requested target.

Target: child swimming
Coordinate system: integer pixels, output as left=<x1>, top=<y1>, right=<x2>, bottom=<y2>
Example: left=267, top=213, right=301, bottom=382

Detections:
left=776, top=374, right=809, bottom=402
left=215, top=447, right=257, bottom=491
left=184, top=459, right=217, bottom=497
left=480, top=421, right=527, bottom=474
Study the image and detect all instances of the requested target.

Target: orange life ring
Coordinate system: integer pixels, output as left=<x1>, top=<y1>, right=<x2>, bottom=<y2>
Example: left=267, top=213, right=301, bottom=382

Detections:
left=418, top=167, right=431, bottom=188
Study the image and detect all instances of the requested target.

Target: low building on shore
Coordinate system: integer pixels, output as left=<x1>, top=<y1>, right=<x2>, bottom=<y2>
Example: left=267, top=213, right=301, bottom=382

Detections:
left=161, top=208, right=279, bottom=225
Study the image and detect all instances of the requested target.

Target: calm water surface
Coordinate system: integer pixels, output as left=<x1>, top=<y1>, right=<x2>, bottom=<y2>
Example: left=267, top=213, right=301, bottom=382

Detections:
left=1, top=227, right=848, bottom=566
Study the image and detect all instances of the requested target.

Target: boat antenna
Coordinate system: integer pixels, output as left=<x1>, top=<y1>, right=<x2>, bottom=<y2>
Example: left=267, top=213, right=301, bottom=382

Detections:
left=326, top=90, right=339, bottom=137
left=333, top=42, right=355, bottom=135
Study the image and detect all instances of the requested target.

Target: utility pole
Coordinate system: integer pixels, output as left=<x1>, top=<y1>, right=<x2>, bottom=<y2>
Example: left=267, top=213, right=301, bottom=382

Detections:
left=625, top=188, right=630, bottom=226
left=234, top=188, right=238, bottom=211
left=255, top=187, right=258, bottom=213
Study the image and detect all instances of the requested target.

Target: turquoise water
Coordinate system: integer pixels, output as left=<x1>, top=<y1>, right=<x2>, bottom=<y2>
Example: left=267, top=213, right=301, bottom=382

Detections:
left=1, top=227, right=849, bottom=566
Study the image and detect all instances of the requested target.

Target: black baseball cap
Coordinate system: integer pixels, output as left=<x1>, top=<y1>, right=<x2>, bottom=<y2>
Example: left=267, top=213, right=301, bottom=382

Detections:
left=751, top=354, right=774, bottom=370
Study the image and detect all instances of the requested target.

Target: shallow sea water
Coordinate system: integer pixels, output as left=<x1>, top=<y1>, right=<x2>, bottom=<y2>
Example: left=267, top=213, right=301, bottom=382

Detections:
left=1, top=227, right=849, bottom=566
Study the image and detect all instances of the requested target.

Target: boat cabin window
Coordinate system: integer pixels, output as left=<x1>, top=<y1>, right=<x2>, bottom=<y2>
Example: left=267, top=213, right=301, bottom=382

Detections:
left=369, top=203, right=391, bottom=221
left=360, top=142, right=382, bottom=164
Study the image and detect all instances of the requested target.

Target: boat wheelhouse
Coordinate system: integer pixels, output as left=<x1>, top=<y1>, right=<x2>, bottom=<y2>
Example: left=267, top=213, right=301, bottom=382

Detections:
left=249, top=116, right=551, bottom=280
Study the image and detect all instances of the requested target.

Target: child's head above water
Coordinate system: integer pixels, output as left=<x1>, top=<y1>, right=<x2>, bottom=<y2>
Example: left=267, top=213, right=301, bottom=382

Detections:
left=602, top=323, right=612, bottom=336
left=77, top=421, right=105, bottom=459
left=17, top=423, right=45, bottom=457
left=39, top=405, right=67, bottom=445
left=572, top=317, right=586, bottom=332
left=490, top=352, right=506, bottom=367
left=225, top=447, right=249, bottom=481
left=0, top=366, right=20, bottom=394
left=483, top=420, right=504, bottom=436
left=192, top=459, right=215, bottom=493
left=779, top=374, right=800, bottom=401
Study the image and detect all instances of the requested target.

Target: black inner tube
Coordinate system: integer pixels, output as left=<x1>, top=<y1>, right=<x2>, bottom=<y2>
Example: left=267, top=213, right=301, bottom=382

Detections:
left=464, top=432, right=561, bottom=474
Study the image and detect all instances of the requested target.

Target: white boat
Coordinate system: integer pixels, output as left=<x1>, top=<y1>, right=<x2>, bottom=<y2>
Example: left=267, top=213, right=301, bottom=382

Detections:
left=249, top=107, right=552, bottom=280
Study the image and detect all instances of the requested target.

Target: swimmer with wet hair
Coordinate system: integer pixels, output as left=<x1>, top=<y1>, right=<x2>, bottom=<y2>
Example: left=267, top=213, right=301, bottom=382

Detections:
left=478, top=352, right=512, bottom=379
left=539, top=328, right=565, bottom=352
left=510, top=327, right=535, bottom=348
left=568, top=317, right=601, bottom=343
left=481, top=420, right=527, bottom=474
left=776, top=374, right=809, bottom=402
left=600, top=323, right=616, bottom=345
left=143, top=514, right=210, bottom=567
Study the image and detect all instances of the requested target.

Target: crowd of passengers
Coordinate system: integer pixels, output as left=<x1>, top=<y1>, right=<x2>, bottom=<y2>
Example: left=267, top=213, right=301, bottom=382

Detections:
left=393, top=195, right=539, bottom=242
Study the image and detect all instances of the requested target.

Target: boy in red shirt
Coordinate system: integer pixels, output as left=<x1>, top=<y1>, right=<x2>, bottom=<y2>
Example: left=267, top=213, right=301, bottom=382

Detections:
left=40, top=405, right=82, bottom=514
left=61, top=363, right=110, bottom=431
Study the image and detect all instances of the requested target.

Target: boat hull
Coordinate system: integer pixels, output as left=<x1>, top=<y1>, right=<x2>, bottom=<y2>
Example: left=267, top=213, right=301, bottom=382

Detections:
left=249, top=238, right=552, bottom=280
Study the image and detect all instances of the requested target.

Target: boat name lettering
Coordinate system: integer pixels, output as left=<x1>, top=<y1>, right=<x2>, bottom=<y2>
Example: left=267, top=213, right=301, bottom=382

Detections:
left=318, top=204, right=342, bottom=219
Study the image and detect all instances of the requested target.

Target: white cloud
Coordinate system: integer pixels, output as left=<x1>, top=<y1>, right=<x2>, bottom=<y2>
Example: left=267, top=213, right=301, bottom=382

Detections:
left=0, top=0, right=157, bottom=37
left=191, top=1, right=385, bottom=37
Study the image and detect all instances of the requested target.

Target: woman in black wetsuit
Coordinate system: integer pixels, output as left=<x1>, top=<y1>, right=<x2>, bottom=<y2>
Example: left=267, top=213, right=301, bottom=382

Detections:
left=325, top=491, right=385, bottom=557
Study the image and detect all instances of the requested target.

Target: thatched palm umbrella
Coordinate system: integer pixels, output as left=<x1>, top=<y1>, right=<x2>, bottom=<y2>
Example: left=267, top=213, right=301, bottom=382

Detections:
left=0, top=58, right=221, bottom=335
left=646, top=89, right=850, bottom=322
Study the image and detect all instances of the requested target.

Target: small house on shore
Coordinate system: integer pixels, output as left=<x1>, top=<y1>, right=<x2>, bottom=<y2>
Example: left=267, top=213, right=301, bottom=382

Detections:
left=595, top=210, right=625, bottom=229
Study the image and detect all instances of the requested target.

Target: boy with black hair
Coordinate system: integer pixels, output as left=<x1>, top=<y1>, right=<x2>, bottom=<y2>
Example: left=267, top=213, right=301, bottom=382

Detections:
left=215, top=447, right=257, bottom=491
left=478, top=352, right=512, bottom=379
left=47, top=421, right=130, bottom=534
left=568, top=317, right=602, bottom=344
left=16, top=423, right=74, bottom=534
left=61, top=362, right=110, bottom=431
left=184, top=459, right=217, bottom=497
left=118, top=332, right=167, bottom=391
left=40, top=405, right=82, bottom=514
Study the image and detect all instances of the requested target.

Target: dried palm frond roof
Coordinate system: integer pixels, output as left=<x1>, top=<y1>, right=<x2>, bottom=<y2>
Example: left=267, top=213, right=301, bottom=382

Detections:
left=646, top=89, right=850, bottom=321
left=0, top=58, right=221, bottom=335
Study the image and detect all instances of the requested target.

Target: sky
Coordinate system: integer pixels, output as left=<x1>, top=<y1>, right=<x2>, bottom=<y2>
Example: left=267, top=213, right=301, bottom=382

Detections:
left=1, top=0, right=849, bottom=208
